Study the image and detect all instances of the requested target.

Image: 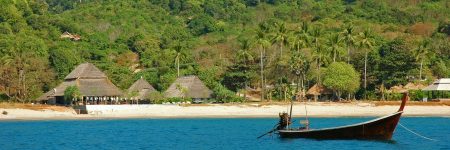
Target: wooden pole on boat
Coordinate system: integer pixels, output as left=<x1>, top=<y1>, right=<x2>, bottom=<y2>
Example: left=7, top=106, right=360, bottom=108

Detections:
left=288, top=75, right=300, bottom=129
left=288, top=96, right=294, bottom=129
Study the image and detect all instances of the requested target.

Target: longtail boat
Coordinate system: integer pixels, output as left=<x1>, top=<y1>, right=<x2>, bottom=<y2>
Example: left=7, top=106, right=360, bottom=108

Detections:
left=259, top=93, right=408, bottom=140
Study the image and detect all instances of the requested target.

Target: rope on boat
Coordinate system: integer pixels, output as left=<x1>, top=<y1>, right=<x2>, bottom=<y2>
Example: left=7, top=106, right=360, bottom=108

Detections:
left=398, top=123, right=437, bottom=141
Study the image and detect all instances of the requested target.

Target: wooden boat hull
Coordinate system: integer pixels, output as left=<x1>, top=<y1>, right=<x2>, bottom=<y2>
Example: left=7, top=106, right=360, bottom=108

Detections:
left=278, top=111, right=403, bottom=140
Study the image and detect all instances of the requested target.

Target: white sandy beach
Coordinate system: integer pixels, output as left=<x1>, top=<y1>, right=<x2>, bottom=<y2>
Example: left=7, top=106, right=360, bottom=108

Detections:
left=1, top=102, right=449, bottom=120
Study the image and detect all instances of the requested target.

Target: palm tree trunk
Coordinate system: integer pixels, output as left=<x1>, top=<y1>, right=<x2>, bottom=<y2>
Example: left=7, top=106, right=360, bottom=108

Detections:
left=347, top=44, right=351, bottom=64
left=333, top=48, right=336, bottom=62
left=419, top=59, right=423, bottom=80
left=280, top=44, right=283, bottom=58
left=364, top=51, right=368, bottom=99
left=244, top=82, right=247, bottom=102
left=260, top=48, right=264, bottom=102
left=318, top=57, right=321, bottom=84
left=176, top=55, right=180, bottom=77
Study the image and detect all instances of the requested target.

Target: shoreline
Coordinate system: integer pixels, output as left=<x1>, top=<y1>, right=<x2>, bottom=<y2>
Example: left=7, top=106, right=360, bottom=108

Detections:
left=0, top=115, right=450, bottom=122
left=1, top=104, right=449, bottom=121
left=1, top=114, right=449, bottom=122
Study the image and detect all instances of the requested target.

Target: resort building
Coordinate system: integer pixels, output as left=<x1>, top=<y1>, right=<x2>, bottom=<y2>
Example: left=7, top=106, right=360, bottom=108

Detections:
left=164, top=75, right=212, bottom=102
left=306, top=84, right=333, bottom=101
left=127, top=77, right=157, bottom=104
left=36, top=63, right=122, bottom=105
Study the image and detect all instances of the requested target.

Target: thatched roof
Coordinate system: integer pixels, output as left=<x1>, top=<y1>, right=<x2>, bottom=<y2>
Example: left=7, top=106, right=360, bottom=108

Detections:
left=36, top=63, right=122, bottom=101
left=64, top=63, right=107, bottom=80
left=164, top=76, right=212, bottom=99
left=128, top=77, right=157, bottom=100
left=306, top=84, right=332, bottom=96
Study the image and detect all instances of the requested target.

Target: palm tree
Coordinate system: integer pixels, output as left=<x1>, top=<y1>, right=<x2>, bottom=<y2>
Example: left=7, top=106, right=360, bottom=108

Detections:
left=341, top=24, right=356, bottom=64
left=289, top=47, right=309, bottom=100
left=312, top=45, right=329, bottom=84
left=327, top=33, right=343, bottom=62
left=173, top=44, right=187, bottom=77
left=310, top=27, right=328, bottom=84
left=291, top=22, right=311, bottom=52
left=255, top=30, right=271, bottom=101
left=413, top=39, right=431, bottom=80
left=356, top=29, right=375, bottom=99
left=271, top=22, right=290, bottom=58
left=293, top=22, right=311, bottom=48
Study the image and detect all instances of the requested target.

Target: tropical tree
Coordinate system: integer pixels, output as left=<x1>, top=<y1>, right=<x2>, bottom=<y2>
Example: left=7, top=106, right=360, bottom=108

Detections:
left=310, top=27, right=328, bottom=84
left=326, top=33, right=343, bottom=62
left=413, top=38, right=431, bottom=80
left=255, top=29, right=271, bottom=101
left=271, top=22, right=290, bottom=58
left=323, top=62, right=360, bottom=100
left=374, top=38, right=418, bottom=88
left=236, top=39, right=254, bottom=101
left=291, top=22, right=311, bottom=52
left=356, top=28, right=375, bottom=99
left=341, top=24, right=357, bottom=64
left=289, top=47, right=310, bottom=100
left=172, top=43, right=188, bottom=77
left=64, top=86, right=81, bottom=106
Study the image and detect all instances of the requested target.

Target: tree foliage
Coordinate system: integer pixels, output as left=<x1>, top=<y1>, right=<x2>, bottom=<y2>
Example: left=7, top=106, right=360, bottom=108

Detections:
left=323, top=62, right=360, bottom=100
left=63, top=85, right=80, bottom=105
left=0, top=0, right=448, bottom=102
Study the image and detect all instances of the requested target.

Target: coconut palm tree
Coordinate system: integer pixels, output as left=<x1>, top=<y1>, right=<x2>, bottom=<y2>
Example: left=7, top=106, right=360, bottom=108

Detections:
left=271, top=22, right=290, bottom=58
left=312, top=45, right=329, bottom=84
left=291, top=22, right=311, bottom=52
left=255, top=30, right=271, bottom=101
left=356, top=29, right=375, bottom=99
left=341, top=24, right=356, bottom=64
left=327, top=33, right=343, bottom=62
left=310, top=27, right=328, bottom=84
left=173, top=44, right=187, bottom=77
left=413, top=38, right=431, bottom=80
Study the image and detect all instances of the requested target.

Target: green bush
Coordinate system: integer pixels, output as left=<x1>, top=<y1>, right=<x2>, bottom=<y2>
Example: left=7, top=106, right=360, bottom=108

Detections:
left=409, top=90, right=425, bottom=101
left=386, top=93, right=403, bottom=101
left=147, top=92, right=164, bottom=104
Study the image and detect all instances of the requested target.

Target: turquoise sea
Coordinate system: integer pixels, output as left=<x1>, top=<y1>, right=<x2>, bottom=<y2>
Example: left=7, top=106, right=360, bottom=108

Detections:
left=0, top=117, right=449, bottom=150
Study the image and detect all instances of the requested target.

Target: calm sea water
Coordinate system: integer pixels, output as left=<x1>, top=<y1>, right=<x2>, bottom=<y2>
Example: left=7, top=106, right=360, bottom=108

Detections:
left=0, top=117, right=449, bottom=150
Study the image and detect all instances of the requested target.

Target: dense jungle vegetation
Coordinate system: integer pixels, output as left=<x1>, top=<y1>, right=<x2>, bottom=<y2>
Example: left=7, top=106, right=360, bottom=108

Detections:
left=0, top=0, right=449, bottom=102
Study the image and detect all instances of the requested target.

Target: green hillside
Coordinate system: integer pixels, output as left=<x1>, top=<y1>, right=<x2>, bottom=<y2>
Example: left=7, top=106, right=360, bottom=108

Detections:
left=0, top=0, right=449, bottom=102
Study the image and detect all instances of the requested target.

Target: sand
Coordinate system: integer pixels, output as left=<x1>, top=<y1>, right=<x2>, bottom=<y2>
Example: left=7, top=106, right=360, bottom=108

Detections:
left=1, top=102, right=449, bottom=120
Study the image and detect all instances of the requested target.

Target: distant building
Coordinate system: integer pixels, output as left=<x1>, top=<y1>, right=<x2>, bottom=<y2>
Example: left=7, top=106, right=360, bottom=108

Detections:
left=306, top=84, right=333, bottom=101
left=164, top=76, right=212, bottom=101
left=60, top=31, right=81, bottom=41
left=128, top=77, right=157, bottom=103
left=36, top=63, right=122, bottom=105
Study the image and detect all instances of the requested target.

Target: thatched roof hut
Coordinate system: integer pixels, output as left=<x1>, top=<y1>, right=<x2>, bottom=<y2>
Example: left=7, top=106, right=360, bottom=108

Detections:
left=36, top=63, right=122, bottom=102
left=306, top=84, right=332, bottom=96
left=164, top=76, right=212, bottom=99
left=128, top=77, right=156, bottom=100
